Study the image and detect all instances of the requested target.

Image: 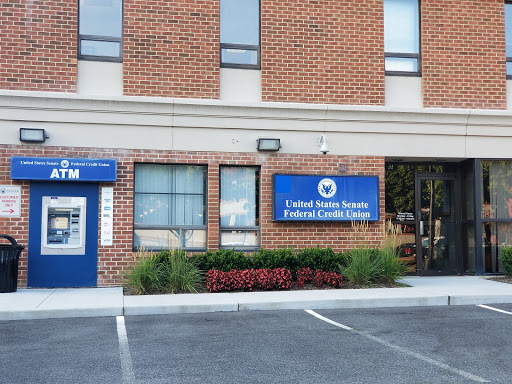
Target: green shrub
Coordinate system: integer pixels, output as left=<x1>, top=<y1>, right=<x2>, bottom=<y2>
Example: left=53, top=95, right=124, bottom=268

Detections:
left=338, top=247, right=382, bottom=286
left=501, top=246, right=512, bottom=276
left=193, top=249, right=253, bottom=272
left=252, top=248, right=297, bottom=271
left=297, top=247, right=344, bottom=272
left=124, top=250, right=166, bottom=295
left=189, top=252, right=208, bottom=272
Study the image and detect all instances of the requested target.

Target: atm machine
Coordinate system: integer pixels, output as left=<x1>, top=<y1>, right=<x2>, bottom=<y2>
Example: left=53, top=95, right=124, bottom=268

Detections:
left=41, top=196, right=86, bottom=255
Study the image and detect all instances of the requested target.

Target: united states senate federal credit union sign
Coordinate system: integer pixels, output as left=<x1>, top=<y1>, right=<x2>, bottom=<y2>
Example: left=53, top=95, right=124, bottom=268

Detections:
left=10, top=156, right=117, bottom=182
left=273, top=174, right=379, bottom=221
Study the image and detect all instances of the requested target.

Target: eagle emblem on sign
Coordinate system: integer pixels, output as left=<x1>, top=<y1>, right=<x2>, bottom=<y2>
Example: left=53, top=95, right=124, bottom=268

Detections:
left=318, top=178, right=337, bottom=198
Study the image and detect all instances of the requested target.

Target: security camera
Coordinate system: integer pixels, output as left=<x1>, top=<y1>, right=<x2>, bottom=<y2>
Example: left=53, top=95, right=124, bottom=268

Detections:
left=319, top=135, right=329, bottom=155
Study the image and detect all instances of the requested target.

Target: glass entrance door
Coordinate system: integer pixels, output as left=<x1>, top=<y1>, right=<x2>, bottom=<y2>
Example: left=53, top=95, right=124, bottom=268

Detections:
left=417, top=178, right=459, bottom=274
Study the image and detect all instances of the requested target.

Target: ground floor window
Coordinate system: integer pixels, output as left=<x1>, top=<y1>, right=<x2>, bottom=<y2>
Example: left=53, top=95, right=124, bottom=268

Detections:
left=481, top=160, right=512, bottom=273
left=133, top=164, right=207, bottom=251
left=219, top=166, right=259, bottom=250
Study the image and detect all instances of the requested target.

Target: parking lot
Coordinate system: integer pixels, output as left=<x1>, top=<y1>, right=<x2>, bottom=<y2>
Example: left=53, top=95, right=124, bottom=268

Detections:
left=1, top=304, right=511, bottom=383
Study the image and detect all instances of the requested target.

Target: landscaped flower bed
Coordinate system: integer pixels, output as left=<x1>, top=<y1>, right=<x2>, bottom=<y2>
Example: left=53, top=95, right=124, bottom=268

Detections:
left=124, top=246, right=406, bottom=295
left=204, top=267, right=343, bottom=292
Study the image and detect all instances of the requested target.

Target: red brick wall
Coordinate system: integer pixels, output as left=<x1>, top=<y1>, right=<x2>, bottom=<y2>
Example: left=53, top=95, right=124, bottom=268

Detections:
left=2, top=0, right=510, bottom=109
left=0, top=146, right=384, bottom=287
left=0, top=147, right=29, bottom=287
left=422, top=0, right=507, bottom=109
left=0, top=0, right=77, bottom=92
left=123, top=0, right=220, bottom=98
left=261, top=0, right=385, bottom=105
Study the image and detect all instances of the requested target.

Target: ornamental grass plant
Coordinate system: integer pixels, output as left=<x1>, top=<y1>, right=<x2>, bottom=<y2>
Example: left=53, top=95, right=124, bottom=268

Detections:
left=338, top=247, right=381, bottom=286
left=376, top=246, right=408, bottom=285
left=338, top=247, right=406, bottom=286
left=338, top=219, right=407, bottom=286
left=378, top=220, right=408, bottom=284
left=124, top=249, right=203, bottom=295
left=124, top=248, right=166, bottom=295
left=160, top=250, right=203, bottom=294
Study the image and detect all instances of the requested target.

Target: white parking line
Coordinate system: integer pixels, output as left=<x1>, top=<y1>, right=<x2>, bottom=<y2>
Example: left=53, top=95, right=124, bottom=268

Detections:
left=116, top=316, right=136, bottom=384
left=478, top=304, right=512, bottom=316
left=305, top=309, right=490, bottom=383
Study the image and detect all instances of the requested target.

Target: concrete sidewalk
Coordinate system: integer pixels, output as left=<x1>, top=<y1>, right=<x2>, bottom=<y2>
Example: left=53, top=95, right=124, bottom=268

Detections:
left=2, top=276, right=512, bottom=321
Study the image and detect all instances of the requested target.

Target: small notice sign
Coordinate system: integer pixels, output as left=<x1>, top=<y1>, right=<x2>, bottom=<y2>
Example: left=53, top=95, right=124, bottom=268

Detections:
left=101, top=187, right=114, bottom=246
left=396, top=212, right=415, bottom=221
left=0, top=185, right=21, bottom=217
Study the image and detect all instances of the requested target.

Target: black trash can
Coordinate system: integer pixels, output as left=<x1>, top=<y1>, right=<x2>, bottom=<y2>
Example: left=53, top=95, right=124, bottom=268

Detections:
left=0, top=235, right=25, bottom=293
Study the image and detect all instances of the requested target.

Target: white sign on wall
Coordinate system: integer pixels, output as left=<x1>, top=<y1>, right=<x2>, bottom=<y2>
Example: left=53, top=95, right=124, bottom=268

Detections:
left=101, top=187, right=114, bottom=246
left=0, top=185, right=21, bottom=217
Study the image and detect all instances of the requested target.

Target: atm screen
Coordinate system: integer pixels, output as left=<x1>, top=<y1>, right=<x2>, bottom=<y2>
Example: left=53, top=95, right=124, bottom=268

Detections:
left=50, top=215, right=69, bottom=230
left=42, top=196, right=86, bottom=253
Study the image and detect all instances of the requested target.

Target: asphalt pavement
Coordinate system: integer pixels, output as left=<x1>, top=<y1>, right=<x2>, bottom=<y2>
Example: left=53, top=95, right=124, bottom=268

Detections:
left=2, top=276, right=512, bottom=321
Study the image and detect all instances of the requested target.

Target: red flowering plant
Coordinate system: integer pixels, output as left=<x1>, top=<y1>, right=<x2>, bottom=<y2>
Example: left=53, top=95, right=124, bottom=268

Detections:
left=271, top=268, right=293, bottom=290
left=323, top=271, right=343, bottom=288
left=205, top=269, right=229, bottom=293
left=312, top=270, right=325, bottom=287
left=254, top=268, right=292, bottom=290
left=296, top=267, right=313, bottom=287
left=254, top=269, right=273, bottom=290
left=205, top=267, right=340, bottom=292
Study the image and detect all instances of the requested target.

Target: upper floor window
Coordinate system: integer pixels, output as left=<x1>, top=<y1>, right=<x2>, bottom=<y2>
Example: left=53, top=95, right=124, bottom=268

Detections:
left=78, top=0, right=123, bottom=62
left=220, top=166, right=260, bottom=250
left=133, top=164, right=207, bottom=251
left=506, top=2, right=512, bottom=78
left=384, top=0, right=421, bottom=75
left=220, top=0, right=260, bottom=69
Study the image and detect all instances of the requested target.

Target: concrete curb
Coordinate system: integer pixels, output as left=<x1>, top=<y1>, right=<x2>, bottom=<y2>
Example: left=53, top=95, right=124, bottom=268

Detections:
left=448, top=294, right=512, bottom=306
left=124, top=293, right=239, bottom=316
left=123, top=288, right=451, bottom=316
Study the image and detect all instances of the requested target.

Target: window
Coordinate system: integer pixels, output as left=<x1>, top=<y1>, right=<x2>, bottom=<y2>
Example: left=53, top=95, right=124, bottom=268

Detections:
left=134, top=164, right=207, bottom=251
left=220, top=0, right=260, bottom=69
left=220, top=166, right=260, bottom=250
left=78, top=0, right=123, bottom=62
left=480, top=160, right=512, bottom=273
left=384, top=0, right=420, bottom=75
left=506, top=2, right=512, bottom=77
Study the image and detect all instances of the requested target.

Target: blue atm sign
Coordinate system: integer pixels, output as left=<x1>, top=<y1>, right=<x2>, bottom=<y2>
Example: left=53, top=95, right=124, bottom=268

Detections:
left=11, top=157, right=117, bottom=182
left=273, top=174, right=379, bottom=222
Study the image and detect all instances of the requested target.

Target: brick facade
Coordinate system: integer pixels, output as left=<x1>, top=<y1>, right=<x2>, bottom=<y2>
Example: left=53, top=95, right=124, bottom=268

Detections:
left=1, top=1, right=511, bottom=107
left=123, top=0, right=220, bottom=98
left=261, top=0, right=385, bottom=105
left=0, top=0, right=77, bottom=92
left=2, top=1, right=512, bottom=286
left=0, top=146, right=385, bottom=287
left=421, top=0, right=507, bottom=109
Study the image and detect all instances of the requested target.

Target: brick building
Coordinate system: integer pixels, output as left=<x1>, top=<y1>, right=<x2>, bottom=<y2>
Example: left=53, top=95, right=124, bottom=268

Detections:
left=1, top=0, right=512, bottom=287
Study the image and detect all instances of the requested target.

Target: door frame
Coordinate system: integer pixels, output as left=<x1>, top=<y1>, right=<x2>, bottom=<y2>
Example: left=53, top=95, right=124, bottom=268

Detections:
left=414, top=172, right=462, bottom=275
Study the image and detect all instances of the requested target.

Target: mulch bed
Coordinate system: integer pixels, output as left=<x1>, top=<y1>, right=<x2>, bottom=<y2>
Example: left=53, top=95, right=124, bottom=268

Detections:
left=481, top=275, right=512, bottom=285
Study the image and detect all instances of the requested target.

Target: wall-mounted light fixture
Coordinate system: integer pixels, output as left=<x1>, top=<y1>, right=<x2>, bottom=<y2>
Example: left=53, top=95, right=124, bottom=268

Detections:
left=19, top=128, right=49, bottom=143
left=318, top=135, right=329, bottom=154
left=257, top=138, right=281, bottom=151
